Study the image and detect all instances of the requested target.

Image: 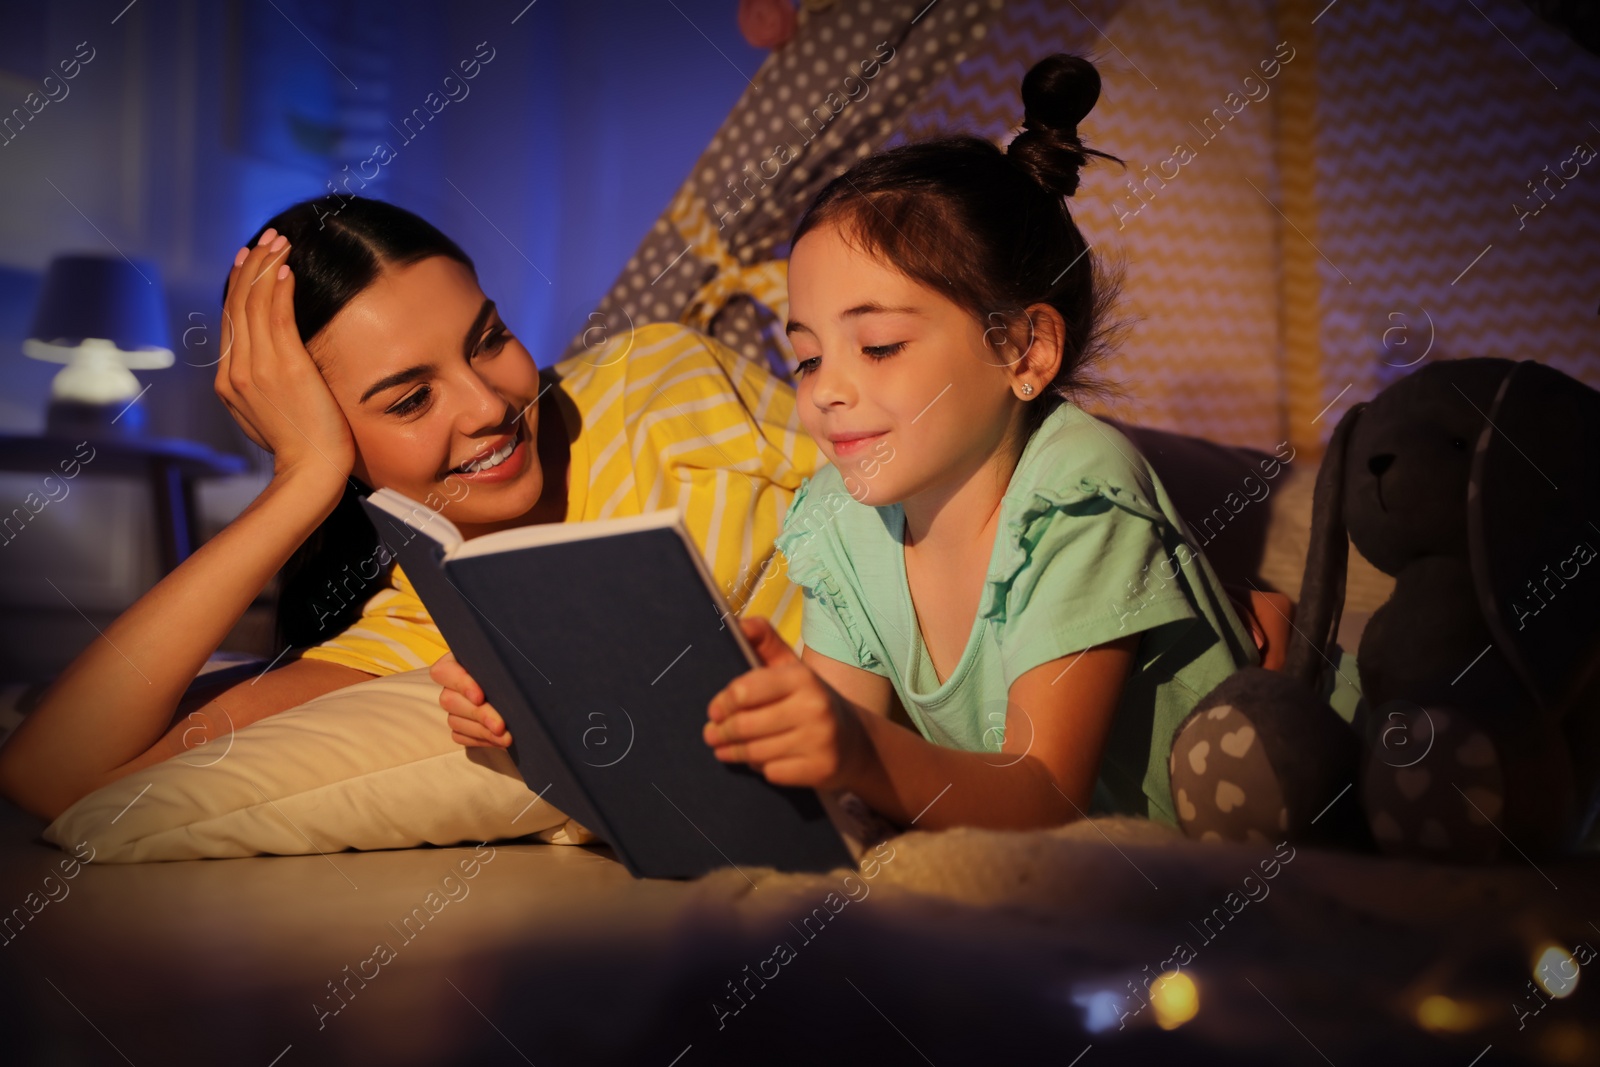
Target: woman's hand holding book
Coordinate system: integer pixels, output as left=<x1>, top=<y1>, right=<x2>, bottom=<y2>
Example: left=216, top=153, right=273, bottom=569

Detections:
left=431, top=652, right=513, bottom=748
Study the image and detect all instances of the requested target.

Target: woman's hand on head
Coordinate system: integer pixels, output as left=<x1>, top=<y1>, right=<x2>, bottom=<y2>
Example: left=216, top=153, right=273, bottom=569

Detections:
left=703, top=616, right=869, bottom=789
left=216, top=229, right=356, bottom=492
left=431, top=652, right=512, bottom=748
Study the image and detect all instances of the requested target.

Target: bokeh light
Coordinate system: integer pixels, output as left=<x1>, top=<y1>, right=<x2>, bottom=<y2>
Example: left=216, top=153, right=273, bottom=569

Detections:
left=1534, top=945, right=1580, bottom=1000
left=1414, top=994, right=1482, bottom=1033
left=1150, top=970, right=1199, bottom=1030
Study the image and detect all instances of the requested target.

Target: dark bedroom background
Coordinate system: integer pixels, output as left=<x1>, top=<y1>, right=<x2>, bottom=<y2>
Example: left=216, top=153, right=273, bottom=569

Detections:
left=0, top=0, right=765, bottom=681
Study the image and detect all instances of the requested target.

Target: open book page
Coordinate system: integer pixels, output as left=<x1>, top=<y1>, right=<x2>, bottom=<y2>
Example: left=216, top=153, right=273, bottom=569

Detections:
left=449, top=508, right=685, bottom=559
left=363, top=488, right=466, bottom=553
left=365, top=488, right=693, bottom=562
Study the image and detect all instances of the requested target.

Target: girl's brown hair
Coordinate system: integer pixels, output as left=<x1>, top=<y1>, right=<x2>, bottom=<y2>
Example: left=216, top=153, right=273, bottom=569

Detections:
left=790, top=53, right=1125, bottom=446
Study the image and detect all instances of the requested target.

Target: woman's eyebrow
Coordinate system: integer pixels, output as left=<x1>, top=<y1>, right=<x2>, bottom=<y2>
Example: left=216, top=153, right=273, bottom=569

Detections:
left=359, top=299, right=496, bottom=404
left=361, top=364, right=432, bottom=404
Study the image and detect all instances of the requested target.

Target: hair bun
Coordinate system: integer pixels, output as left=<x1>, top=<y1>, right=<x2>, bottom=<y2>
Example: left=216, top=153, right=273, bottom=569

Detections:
left=1008, top=53, right=1108, bottom=198
left=1023, top=53, right=1101, bottom=131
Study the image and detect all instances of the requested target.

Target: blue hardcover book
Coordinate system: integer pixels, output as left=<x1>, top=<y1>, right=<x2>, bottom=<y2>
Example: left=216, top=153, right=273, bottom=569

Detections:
left=359, top=488, right=890, bottom=879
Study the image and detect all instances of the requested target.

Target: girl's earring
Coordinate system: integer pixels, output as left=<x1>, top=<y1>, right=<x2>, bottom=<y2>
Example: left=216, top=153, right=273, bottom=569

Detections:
left=1020, top=382, right=1035, bottom=397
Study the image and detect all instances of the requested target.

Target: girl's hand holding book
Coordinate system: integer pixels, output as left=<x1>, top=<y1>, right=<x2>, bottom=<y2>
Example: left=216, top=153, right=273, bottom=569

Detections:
left=431, top=652, right=513, bottom=748
left=703, top=617, right=870, bottom=790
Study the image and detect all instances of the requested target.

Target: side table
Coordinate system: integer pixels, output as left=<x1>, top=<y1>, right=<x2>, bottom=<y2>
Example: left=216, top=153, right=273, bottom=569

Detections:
left=0, top=432, right=248, bottom=574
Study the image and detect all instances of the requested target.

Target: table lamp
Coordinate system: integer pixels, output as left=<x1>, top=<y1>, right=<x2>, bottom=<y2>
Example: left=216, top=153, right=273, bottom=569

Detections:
left=23, top=253, right=173, bottom=437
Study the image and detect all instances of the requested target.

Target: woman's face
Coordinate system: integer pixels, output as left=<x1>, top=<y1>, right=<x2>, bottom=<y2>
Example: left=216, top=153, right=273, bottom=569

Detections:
left=309, top=256, right=546, bottom=537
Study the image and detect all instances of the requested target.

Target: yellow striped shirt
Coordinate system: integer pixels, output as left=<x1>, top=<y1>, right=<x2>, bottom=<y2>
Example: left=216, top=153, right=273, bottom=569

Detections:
left=298, top=323, right=822, bottom=677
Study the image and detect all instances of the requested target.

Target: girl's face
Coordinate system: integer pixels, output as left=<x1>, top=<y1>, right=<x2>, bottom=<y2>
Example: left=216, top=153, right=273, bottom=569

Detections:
left=787, top=222, right=1023, bottom=508
left=310, top=256, right=547, bottom=537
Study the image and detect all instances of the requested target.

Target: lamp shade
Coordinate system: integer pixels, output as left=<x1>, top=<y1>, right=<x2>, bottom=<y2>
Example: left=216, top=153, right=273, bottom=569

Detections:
left=25, top=254, right=173, bottom=368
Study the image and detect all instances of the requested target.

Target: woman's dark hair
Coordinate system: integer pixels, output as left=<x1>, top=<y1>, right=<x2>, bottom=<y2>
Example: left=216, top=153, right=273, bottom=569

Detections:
left=790, top=53, right=1125, bottom=448
left=221, top=196, right=475, bottom=655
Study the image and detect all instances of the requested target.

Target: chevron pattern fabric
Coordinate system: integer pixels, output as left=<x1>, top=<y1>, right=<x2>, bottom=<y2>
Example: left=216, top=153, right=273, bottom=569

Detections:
left=568, top=0, right=1598, bottom=456
left=1312, top=0, right=1600, bottom=428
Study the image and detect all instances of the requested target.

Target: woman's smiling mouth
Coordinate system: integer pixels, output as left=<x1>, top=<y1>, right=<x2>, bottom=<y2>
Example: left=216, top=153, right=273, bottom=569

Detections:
left=447, top=420, right=529, bottom=481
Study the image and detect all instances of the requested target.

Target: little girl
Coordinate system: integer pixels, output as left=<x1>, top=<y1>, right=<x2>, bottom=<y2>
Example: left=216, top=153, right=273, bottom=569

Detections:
left=697, top=53, right=1259, bottom=832
left=441, top=54, right=1261, bottom=834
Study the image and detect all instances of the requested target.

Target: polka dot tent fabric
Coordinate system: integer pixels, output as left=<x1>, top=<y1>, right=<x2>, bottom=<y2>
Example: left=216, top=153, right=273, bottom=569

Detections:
left=564, top=0, right=1600, bottom=456
left=561, top=0, right=1003, bottom=380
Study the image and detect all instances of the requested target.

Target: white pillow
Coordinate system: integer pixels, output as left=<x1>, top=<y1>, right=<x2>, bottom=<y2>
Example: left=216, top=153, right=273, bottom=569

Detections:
left=42, top=666, right=595, bottom=863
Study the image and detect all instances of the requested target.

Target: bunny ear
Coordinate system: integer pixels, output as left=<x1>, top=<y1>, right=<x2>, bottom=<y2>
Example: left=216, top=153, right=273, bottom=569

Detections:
left=1469, top=360, right=1600, bottom=717
left=1285, top=402, right=1367, bottom=690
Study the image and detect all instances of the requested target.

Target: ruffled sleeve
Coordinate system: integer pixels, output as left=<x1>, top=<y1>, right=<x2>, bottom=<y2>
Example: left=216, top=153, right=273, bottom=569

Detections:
left=981, top=473, right=1200, bottom=689
left=773, top=469, right=886, bottom=675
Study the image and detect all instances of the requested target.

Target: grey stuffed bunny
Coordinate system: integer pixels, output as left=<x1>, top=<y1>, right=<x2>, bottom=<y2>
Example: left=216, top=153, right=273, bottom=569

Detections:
left=1167, top=357, right=1600, bottom=861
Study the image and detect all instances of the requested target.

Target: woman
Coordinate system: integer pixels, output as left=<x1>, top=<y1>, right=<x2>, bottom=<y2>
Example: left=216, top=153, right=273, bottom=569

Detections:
left=0, top=196, right=819, bottom=822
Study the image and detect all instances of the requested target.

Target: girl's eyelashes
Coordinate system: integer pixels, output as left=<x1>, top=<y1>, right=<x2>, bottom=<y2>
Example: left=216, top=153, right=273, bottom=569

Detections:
left=794, top=341, right=904, bottom=377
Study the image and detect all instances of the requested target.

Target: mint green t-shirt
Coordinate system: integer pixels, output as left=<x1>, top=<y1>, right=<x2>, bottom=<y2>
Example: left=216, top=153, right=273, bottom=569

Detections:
left=772, top=401, right=1261, bottom=827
